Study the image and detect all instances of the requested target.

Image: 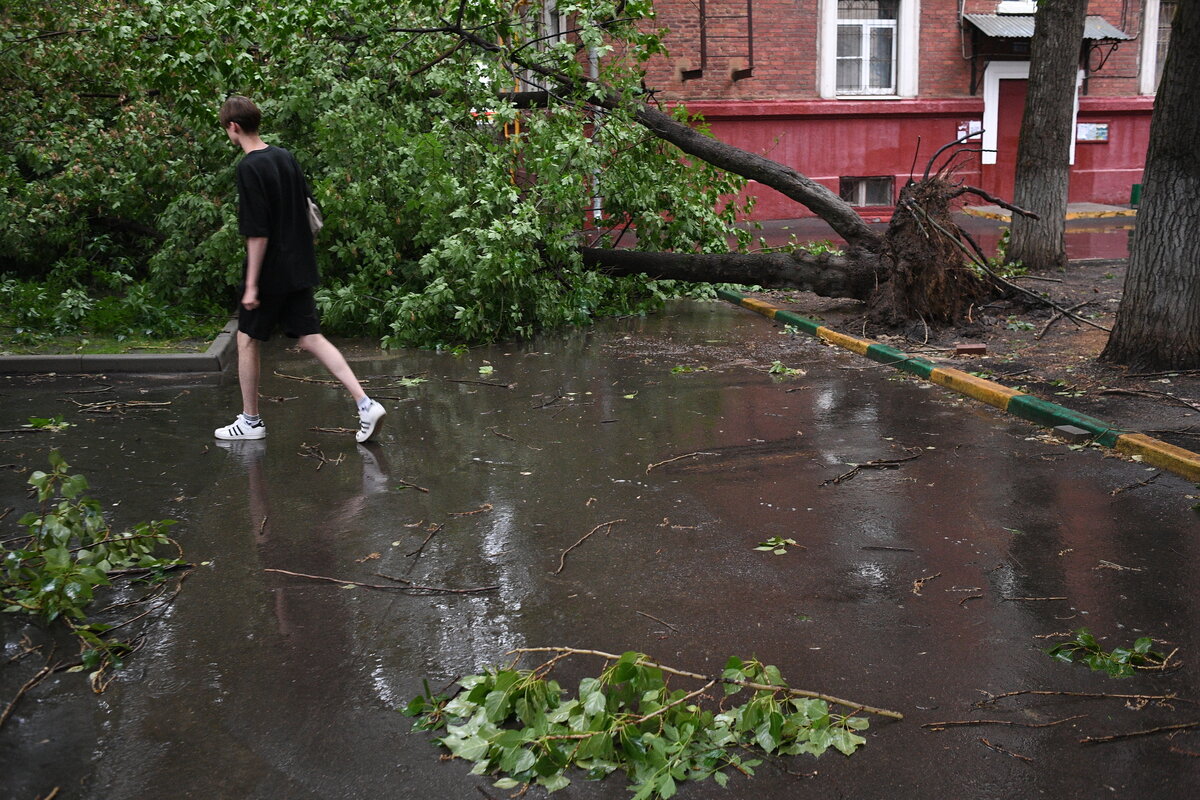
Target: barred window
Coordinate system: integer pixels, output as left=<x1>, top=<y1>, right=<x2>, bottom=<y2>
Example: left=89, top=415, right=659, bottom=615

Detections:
left=836, top=1, right=900, bottom=95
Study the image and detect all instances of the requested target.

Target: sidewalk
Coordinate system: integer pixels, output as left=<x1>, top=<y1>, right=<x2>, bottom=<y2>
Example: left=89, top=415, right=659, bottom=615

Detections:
left=0, top=319, right=237, bottom=375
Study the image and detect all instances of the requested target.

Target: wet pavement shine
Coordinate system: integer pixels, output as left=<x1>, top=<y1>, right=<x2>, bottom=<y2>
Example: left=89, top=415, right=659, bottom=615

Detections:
left=2, top=300, right=1198, bottom=799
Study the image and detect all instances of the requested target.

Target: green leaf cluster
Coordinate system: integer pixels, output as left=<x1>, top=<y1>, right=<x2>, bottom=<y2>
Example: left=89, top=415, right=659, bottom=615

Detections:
left=404, top=652, right=868, bottom=798
left=2, top=1, right=751, bottom=348
left=1046, top=628, right=1167, bottom=678
left=3, top=451, right=180, bottom=677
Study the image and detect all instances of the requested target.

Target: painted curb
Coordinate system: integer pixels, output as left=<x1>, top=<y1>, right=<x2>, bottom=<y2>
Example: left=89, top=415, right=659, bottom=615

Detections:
left=718, top=289, right=1200, bottom=484
left=0, top=319, right=237, bottom=375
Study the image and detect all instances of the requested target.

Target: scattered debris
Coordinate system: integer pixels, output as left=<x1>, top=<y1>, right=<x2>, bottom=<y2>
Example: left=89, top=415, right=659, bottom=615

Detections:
left=297, top=442, right=344, bottom=470
left=912, top=572, right=942, bottom=595
left=645, top=451, right=717, bottom=473
left=979, top=737, right=1033, bottom=762
left=555, top=519, right=624, bottom=575
left=264, top=567, right=497, bottom=595
left=823, top=452, right=921, bottom=486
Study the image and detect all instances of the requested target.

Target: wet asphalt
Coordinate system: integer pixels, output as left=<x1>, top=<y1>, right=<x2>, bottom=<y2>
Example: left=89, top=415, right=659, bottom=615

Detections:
left=2, top=299, right=1198, bottom=799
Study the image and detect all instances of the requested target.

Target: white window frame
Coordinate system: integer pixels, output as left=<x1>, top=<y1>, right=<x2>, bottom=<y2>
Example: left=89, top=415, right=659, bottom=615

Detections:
left=518, top=3, right=569, bottom=91
left=820, top=0, right=919, bottom=99
left=980, top=61, right=1082, bottom=166
left=1139, top=0, right=1172, bottom=95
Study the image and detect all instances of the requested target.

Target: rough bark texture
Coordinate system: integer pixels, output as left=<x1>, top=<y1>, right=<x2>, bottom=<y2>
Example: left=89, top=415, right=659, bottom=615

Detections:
left=580, top=247, right=880, bottom=299
left=1101, top=1, right=1200, bottom=370
left=1007, top=0, right=1089, bottom=271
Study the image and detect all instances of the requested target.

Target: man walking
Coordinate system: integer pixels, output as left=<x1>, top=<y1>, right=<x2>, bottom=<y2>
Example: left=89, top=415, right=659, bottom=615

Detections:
left=213, top=95, right=385, bottom=443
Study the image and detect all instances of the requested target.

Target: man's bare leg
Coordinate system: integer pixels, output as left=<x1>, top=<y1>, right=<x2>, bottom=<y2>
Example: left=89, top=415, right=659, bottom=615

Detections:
left=296, top=333, right=366, bottom=403
left=238, top=331, right=262, bottom=416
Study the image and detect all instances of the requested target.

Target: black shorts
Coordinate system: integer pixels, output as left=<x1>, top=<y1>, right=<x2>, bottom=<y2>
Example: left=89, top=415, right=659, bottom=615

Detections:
left=238, top=287, right=322, bottom=341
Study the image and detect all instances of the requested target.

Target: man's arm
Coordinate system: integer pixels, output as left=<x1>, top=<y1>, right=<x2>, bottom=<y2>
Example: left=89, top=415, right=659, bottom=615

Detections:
left=242, top=237, right=268, bottom=309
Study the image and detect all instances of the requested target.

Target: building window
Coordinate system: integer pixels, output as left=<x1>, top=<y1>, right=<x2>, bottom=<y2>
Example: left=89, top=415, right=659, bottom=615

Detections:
left=821, top=0, right=918, bottom=98
left=1156, top=0, right=1176, bottom=87
left=1140, top=0, right=1176, bottom=94
left=840, top=176, right=894, bottom=206
left=837, top=1, right=899, bottom=95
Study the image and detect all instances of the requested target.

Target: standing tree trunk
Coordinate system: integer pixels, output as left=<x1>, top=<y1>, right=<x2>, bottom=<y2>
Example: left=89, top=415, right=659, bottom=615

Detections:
left=1101, top=1, right=1200, bottom=369
left=1007, top=0, right=1089, bottom=270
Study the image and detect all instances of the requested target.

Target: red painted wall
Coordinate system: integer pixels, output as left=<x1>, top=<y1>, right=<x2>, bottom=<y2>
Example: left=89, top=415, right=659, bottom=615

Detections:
left=632, top=0, right=1154, bottom=221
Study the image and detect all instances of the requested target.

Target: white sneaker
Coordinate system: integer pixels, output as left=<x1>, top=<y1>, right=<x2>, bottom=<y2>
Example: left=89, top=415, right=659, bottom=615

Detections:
left=214, top=414, right=266, bottom=440
left=356, top=401, right=386, bottom=443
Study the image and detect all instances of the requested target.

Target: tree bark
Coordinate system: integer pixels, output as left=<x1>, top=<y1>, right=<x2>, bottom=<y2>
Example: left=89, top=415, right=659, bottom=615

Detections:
left=1101, top=1, right=1200, bottom=369
left=579, top=247, right=879, bottom=299
left=1007, top=0, right=1089, bottom=271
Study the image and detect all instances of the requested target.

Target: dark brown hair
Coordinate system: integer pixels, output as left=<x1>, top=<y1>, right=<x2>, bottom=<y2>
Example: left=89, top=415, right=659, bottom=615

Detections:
left=219, top=96, right=261, bottom=133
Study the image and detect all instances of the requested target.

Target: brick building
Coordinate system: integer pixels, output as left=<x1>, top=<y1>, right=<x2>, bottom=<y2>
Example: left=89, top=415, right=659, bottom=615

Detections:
left=630, top=0, right=1175, bottom=221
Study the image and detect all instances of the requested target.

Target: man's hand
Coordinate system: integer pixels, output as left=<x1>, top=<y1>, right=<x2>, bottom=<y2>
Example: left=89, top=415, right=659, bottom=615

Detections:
left=241, top=285, right=260, bottom=310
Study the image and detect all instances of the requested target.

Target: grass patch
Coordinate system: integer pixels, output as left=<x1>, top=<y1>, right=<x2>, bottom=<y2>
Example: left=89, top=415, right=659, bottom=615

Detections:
left=0, top=276, right=225, bottom=355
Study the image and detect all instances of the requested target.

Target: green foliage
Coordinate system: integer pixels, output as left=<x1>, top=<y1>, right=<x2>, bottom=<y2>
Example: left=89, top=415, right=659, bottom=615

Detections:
left=2, top=1, right=751, bottom=348
left=768, top=360, right=805, bottom=377
left=2, top=452, right=181, bottom=684
left=983, top=227, right=1026, bottom=277
left=23, top=415, right=72, bottom=432
left=404, top=651, right=869, bottom=797
left=754, top=536, right=798, bottom=555
left=1046, top=628, right=1168, bottom=678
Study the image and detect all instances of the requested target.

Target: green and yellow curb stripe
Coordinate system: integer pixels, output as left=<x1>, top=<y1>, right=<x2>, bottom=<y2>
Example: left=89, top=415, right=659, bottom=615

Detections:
left=718, top=289, right=1200, bottom=484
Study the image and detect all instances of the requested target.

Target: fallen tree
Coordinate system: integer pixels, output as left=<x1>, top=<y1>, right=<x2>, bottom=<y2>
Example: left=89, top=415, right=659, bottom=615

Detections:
left=429, top=6, right=1020, bottom=327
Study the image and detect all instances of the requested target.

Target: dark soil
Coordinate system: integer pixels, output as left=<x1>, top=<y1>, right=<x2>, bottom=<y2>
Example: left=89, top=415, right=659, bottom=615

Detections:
left=756, top=255, right=1200, bottom=461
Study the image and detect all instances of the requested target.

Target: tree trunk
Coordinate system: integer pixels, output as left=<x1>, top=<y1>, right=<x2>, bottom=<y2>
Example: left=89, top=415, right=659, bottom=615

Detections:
left=458, top=21, right=990, bottom=325
left=1101, top=1, right=1200, bottom=370
left=579, top=247, right=879, bottom=299
left=1007, top=0, right=1088, bottom=271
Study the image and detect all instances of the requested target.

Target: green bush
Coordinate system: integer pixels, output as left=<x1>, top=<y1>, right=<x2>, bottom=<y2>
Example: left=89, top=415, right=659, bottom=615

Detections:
left=1, top=1, right=749, bottom=348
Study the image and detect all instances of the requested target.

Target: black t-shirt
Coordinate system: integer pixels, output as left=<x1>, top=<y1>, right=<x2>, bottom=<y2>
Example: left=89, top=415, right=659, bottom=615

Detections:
left=236, top=145, right=319, bottom=294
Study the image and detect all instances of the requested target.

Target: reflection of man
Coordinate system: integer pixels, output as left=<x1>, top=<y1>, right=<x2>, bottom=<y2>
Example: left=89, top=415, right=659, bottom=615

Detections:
left=217, top=440, right=390, bottom=635
left=213, top=95, right=385, bottom=444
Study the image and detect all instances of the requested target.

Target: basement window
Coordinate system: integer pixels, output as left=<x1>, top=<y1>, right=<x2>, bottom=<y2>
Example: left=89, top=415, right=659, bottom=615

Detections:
left=839, top=176, right=894, bottom=206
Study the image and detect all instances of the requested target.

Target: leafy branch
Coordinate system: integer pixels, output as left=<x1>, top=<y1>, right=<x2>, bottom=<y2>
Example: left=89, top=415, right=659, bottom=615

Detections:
left=405, top=647, right=901, bottom=798
left=2, top=451, right=186, bottom=694
left=1046, top=628, right=1173, bottom=678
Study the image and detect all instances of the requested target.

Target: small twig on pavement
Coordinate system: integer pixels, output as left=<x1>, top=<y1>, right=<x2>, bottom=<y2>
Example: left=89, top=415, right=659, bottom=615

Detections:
left=636, top=610, right=679, bottom=632
left=266, top=567, right=497, bottom=594
left=924, top=714, right=1085, bottom=731
left=646, top=452, right=717, bottom=473
left=979, top=737, right=1033, bottom=762
left=1100, top=388, right=1200, bottom=413
left=912, top=572, right=942, bottom=595
left=1035, top=301, right=1091, bottom=340
left=555, top=519, right=624, bottom=574
left=1, top=651, right=58, bottom=731
left=396, top=478, right=430, bottom=493
left=975, top=689, right=1194, bottom=708
left=1081, top=721, right=1200, bottom=745
left=1110, top=472, right=1161, bottom=497
left=822, top=452, right=921, bottom=486
left=1002, top=596, right=1068, bottom=602
left=449, top=503, right=493, bottom=517
left=406, top=523, right=445, bottom=559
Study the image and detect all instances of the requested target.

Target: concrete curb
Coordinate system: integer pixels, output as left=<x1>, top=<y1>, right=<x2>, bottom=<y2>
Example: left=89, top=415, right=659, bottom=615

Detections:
left=0, top=319, right=238, bottom=375
left=718, top=289, right=1200, bottom=484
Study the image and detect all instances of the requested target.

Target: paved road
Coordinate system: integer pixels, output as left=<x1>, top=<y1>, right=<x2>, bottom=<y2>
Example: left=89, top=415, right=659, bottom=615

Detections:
left=2, top=301, right=1197, bottom=798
